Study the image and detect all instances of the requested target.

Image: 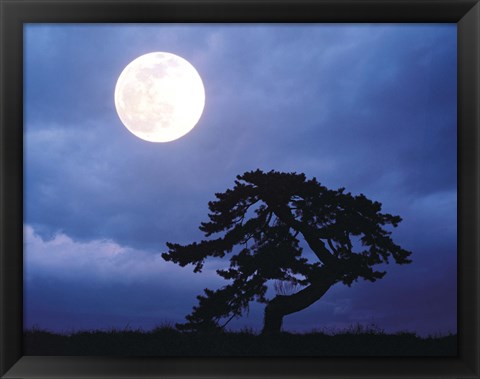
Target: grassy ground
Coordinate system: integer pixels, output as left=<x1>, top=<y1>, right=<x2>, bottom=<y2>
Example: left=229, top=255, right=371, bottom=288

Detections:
left=24, top=325, right=457, bottom=356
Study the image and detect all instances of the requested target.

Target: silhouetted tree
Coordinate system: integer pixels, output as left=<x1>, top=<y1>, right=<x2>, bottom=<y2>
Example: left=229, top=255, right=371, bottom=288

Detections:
left=162, top=170, right=412, bottom=334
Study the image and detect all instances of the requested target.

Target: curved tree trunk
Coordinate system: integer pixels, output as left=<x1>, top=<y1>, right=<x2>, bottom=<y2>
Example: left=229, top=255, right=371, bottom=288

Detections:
left=262, top=278, right=336, bottom=334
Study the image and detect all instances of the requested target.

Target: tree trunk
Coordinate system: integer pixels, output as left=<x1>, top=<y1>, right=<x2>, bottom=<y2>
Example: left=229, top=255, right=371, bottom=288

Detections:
left=262, top=278, right=335, bottom=334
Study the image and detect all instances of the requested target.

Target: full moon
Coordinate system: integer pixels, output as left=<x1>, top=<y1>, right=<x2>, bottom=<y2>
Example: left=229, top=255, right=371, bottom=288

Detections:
left=114, top=52, right=205, bottom=143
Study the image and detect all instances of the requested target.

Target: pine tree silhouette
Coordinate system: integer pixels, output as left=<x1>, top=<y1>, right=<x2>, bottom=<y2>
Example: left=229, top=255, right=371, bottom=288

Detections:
left=163, top=170, right=412, bottom=334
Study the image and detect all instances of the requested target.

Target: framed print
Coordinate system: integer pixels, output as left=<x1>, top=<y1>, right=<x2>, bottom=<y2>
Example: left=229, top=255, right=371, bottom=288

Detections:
left=1, top=0, right=479, bottom=378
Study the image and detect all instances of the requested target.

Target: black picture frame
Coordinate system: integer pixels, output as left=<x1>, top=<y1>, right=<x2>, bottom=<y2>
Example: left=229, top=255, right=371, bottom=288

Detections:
left=1, top=0, right=479, bottom=378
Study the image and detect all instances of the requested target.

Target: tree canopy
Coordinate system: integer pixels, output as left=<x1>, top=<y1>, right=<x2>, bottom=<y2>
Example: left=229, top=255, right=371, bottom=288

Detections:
left=162, top=169, right=412, bottom=333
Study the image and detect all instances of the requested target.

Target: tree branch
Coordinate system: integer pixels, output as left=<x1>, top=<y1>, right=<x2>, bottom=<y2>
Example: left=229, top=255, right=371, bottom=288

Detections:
left=220, top=313, right=237, bottom=329
left=327, top=239, right=338, bottom=256
left=265, top=201, right=338, bottom=267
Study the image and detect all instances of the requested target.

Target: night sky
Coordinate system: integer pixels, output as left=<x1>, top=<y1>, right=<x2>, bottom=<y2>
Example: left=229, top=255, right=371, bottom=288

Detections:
left=24, top=24, right=457, bottom=336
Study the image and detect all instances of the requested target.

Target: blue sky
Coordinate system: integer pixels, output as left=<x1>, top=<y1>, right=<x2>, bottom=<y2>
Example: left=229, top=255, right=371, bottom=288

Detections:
left=24, top=24, right=457, bottom=336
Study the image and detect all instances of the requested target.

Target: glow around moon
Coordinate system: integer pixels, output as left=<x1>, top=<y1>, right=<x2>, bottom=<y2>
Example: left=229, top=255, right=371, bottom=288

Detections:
left=114, top=52, right=205, bottom=143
